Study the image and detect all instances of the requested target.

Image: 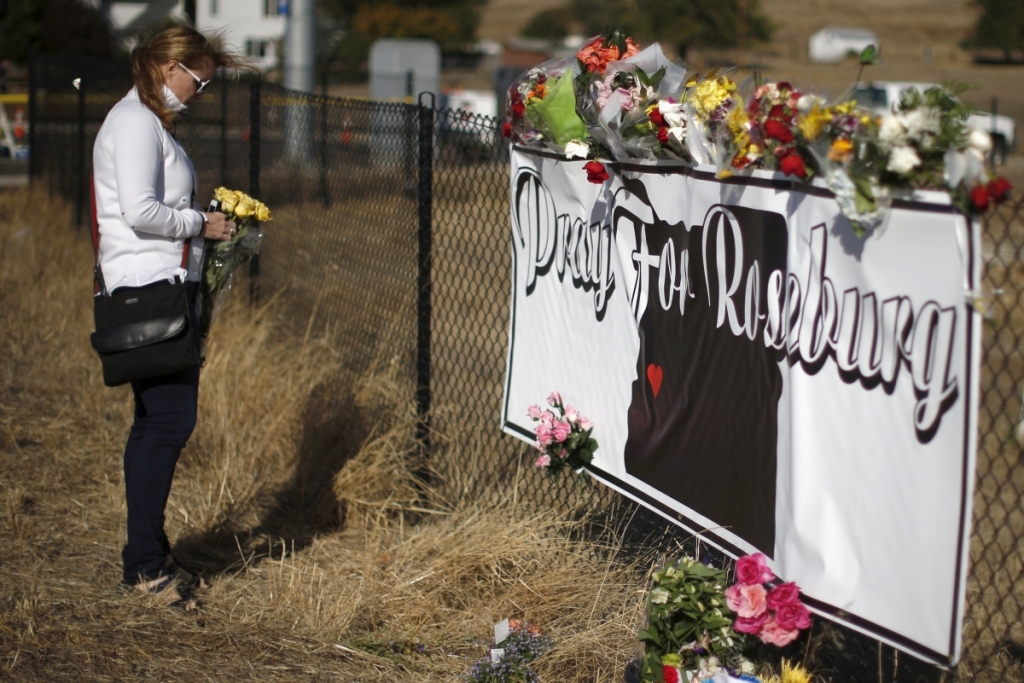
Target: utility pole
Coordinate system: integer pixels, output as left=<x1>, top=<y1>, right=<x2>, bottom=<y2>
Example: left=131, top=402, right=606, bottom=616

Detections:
left=283, top=0, right=315, bottom=164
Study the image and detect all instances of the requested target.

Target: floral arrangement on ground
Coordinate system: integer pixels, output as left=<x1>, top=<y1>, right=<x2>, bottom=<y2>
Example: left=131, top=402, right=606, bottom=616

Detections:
left=504, top=29, right=1011, bottom=234
left=638, top=553, right=814, bottom=683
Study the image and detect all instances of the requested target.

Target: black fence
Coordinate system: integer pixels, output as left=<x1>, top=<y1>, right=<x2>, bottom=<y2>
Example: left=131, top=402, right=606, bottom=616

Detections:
left=26, top=52, right=1024, bottom=683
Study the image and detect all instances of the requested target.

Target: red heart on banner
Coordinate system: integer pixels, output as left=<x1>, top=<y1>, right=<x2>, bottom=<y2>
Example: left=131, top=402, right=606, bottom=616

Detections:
left=647, top=364, right=663, bottom=397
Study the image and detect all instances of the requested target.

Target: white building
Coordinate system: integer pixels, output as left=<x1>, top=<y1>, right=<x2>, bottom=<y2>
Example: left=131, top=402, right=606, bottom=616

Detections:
left=195, top=0, right=285, bottom=71
left=808, top=27, right=878, bottom=63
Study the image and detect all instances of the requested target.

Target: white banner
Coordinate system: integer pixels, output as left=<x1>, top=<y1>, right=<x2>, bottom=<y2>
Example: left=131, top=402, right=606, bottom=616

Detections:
left=502, top=147, right=980, bottom=665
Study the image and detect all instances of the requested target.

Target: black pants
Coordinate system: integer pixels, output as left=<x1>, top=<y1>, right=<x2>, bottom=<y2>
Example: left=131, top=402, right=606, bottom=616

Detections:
left=121, top=364, right=199, bottom=584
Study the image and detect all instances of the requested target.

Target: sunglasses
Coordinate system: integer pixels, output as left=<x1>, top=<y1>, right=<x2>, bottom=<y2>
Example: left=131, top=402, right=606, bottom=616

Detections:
left=178, top=62, right=212, bottom=95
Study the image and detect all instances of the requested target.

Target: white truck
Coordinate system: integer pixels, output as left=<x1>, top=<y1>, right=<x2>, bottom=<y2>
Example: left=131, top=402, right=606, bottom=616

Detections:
left=852, top=81, right=1016, bottom=164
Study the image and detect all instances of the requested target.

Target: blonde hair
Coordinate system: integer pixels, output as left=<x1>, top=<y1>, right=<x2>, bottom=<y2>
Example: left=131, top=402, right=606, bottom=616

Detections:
left=131, top=26, right=249, bottom=130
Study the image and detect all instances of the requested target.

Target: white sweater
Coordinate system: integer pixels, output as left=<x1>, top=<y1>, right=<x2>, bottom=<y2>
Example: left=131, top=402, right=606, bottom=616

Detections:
left=92, top=87, right=206, bottom=292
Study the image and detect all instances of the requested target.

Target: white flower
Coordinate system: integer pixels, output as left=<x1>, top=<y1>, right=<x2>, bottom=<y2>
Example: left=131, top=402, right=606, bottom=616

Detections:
left=969, top=128, right=993, bottom=153
left=564, top=140, right=590, bottom=159
left=887, top=145, right=921, bottom=174
left=659, top=101, right=687, bottom=129
left=650, top=587, right=670, bottom=604
left=796, top=94, right=823, bottom=113
left=878, top=114, right=905, bottom=148
left=901, top=107, right=940, bottom=138
left=668, top=126, right=687, bottom=145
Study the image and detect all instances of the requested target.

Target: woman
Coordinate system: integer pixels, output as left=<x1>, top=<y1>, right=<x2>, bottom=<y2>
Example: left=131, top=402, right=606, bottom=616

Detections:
left=93, top=26, right=245, bottom=610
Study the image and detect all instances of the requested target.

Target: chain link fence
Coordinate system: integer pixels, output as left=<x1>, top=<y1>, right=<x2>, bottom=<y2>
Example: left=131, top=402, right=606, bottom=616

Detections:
left=26, top=52, right=1024, bottom=683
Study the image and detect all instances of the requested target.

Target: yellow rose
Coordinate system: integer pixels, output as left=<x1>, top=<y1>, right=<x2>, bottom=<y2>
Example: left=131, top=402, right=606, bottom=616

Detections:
left=213, top=187, right=231, bottom=202
left=220, top=191, right=241, bottom=214
left=255, top=202, right=272, bottom=222
left=828, top=137, right=854, bottom=162
left=234, top=196, right=258, bottom=218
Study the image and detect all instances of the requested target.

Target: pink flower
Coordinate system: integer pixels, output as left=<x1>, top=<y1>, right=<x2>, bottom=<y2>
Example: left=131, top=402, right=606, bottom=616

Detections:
left=564, top=405, right=580, bottom=424
left=733, top=613, right=769, bottom=635
left=735, top=553, right=774, bottom=585
left=552, top=420, right=571, bottom=442
left=527, top=404, right=542, bottom=419
left=557, top=448, right=568, bottom=458
left=539, top=411, right=555, bottom=425
left=547, top=391, right=562, bottom=406
left=578, top=416, right=593, bottom=430
left=535, top=424, right=553, bottom=447
left=766, top=582, right=800, bottom=609
left=535, top=454, right=551, bottom=468
left=758, top=614, right=800, bottom=647
left=617, top=88, right=634, bottom=111
left=774, top=600, right=811, bottom=631
left=725, top=583, right=767, bottom=618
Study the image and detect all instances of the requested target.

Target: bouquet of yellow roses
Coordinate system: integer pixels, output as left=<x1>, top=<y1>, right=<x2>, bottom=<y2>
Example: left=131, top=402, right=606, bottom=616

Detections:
left=199, top=187, right=272, bottom=340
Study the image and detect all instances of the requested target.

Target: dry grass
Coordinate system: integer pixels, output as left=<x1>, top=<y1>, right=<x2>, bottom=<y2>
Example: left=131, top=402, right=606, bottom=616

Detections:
left=0, top=185, right=647, bottom=682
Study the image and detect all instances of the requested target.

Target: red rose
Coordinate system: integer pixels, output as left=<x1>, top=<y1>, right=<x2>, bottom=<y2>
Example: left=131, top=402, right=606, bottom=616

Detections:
left=657, top=126, right=669, bottom=144
left=774, top=600, right=812, bottom=631
left=764, top=119, right=794, bottom=143
left=971, top=184, right=991, bottom=212
left=778, top=81, right=793, bottom=91
left=584, top=160, right=610, bottom=184
left=767, top=104, right=787, bottom=120
left=502, top=121, right=513, bottom=138
left=766, top=582, right=801, bottom=609
left=663, top=665, right=680, bottom=683
left=649, top=106, right=666, bottom=127
left=537, top=73, right=547, bottom=84
left=511, top=101, right=525, bottom=118
left=779, top=152, right=807, bottom=178
left=735, top=553, right=774, bottom=585
left=988, top=177, right=1012, bottom=202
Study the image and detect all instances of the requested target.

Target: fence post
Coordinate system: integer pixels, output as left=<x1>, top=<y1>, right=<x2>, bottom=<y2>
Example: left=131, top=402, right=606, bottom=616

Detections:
left=27, top=50, right=37, bottom=182
left=220, top=76, right=228, bottom=187
left=248, top=77, right=261, bottom=303
left=416, top=92, right=435, bottom=457
left=319, top=93, right=329, bottom=207
left=76, top=73, right=86, bottom=229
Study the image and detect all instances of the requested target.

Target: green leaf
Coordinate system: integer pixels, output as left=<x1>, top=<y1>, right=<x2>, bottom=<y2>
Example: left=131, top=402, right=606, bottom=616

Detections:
left=859, top=44, right=878, bottom=65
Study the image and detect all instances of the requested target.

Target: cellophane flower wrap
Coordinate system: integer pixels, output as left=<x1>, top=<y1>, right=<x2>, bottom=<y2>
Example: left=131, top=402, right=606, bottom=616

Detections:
left=503, top=30, right=1012, bottom=232
left=199, top=187, right=272, bottom=339
left=507, top=57, right=587, bottom=151
left=527, top=392, right=597, bottom=475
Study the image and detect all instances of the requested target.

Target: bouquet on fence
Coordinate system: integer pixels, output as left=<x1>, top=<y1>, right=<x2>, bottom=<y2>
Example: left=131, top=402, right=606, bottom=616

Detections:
left=638, top=553, right=813, bottom=683
left=527, top=392, right=598, bottom=476
left=198, top=187, right=272, bottom=339
left=503, top=29, right=1012, bottom=234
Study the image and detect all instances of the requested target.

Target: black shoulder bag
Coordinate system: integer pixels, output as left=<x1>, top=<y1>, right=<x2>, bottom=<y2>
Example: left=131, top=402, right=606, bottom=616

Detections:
left=89, top=177, right=201, bottom=387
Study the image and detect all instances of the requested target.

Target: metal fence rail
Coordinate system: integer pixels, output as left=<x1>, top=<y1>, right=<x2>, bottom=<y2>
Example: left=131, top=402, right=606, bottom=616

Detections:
left=26, top=52, right=1024, bottom=683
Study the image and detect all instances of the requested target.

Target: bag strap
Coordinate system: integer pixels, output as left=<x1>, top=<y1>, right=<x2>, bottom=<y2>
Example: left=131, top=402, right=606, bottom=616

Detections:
left=91, top=172, right=193, bottom=296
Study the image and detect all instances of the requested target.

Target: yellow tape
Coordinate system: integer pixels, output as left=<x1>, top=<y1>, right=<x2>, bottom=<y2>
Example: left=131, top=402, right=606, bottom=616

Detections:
left=0, top=93, right=29, bottom=105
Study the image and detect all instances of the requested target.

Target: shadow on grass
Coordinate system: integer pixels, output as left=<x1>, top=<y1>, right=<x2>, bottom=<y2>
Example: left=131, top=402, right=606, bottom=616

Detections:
left=172, top=379, right=368, bottom=576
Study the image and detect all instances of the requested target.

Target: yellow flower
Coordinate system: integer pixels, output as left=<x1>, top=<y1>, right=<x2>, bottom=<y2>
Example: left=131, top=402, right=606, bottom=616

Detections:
left=798, top=104, right=831, bottom=142
left=691, top=76, right=736, bottom=118
left=234, top=196, right=258, bottom=218
left=220, top=191, right=242, bottom=214
left=255, top=202, right=272, bottom=222
left=833, top=100, right=857, bottom=115
left=213, top=186, right=232, bottom=201
left=716, top=168, right=734, bottom=179
left=782, top=660, right=813, bottom=683
left=828, top=137, right=854, bottom=162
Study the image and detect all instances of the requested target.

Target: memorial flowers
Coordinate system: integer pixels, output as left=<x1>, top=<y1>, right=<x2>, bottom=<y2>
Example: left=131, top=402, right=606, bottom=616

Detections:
left=503, top=32, right=1012, bottom=233
left=527, top=392, right=598, bottom=474
left=726, top=554, right=811, bottom=648
left=463, top=620, right=550, bottom=683
left=199, top=187, right=271, bottom=339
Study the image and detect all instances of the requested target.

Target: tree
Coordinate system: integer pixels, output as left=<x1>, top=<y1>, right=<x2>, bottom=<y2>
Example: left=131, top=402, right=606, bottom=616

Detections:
left=962, top=0, right=1024, bottom=62
left=318, top=0, right=485, bottom=79
left=0, top=0, right=116, bottom=62
left=565, top=0, right=772, bottom=56
left=521, top=7, right=576, bottom=42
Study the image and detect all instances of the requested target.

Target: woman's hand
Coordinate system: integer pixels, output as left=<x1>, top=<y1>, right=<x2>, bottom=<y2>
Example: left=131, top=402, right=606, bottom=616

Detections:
left=202, top=212, right=236, bottom=241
